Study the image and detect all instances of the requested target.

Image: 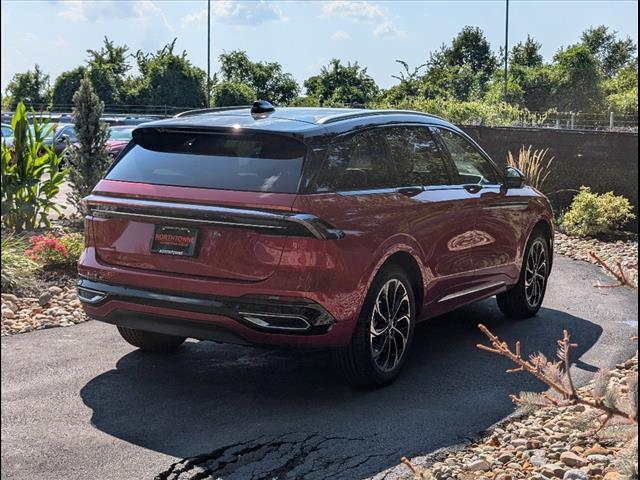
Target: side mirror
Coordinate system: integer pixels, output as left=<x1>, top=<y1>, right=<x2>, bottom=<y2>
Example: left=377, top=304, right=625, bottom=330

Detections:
left=57, top=134, right=68, bottom=143
left=504, top=166, right=526, bottom=189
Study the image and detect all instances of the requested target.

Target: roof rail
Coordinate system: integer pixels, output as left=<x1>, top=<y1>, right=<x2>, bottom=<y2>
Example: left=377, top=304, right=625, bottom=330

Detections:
left=318, top=109, right=445, bottom=125
left=174, top=105, right=252, bottom=118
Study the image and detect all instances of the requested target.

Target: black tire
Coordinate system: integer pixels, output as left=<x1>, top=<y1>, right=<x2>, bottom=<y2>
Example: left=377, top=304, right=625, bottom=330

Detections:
left=497, top=229, right=551, bottom=319
left=332, top=265, right=416, bottom=388
left=117, top=326, right=186, bottom=352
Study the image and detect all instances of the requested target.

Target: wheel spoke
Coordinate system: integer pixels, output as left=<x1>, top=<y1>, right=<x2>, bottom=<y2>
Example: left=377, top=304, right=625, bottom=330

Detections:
left=370, top=278, right=412, bottom=373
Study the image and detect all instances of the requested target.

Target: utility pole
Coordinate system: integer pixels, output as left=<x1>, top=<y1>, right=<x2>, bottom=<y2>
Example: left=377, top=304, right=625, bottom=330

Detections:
left=503, top=0, right=509, bottom=101
left=207, top=0, right=211, bottom=107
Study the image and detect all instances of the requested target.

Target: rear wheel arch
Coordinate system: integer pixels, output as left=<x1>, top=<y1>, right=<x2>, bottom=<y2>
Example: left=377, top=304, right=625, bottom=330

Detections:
left=375, top=251, right=425, bottom=319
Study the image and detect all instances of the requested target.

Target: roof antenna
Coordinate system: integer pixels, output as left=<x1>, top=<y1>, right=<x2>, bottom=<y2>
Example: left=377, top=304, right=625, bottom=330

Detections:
left=251, top=100, right=275, bottom=115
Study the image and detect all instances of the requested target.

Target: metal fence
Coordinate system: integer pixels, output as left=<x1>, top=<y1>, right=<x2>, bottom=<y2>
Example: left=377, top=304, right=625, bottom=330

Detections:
left=2, top=103, right=638, bottom=132
left=525, top=111, right=639, bottom=132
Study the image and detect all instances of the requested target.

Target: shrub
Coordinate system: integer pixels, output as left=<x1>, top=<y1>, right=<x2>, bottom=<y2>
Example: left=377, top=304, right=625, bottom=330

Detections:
left=372, top=97, right=550, bottom=127
left=1, top=103, right=68, bottom=232
left=24, top=234, right=68, bottom=265
left=59, top=232, right=84, bottom=264
left=23, top=232, right=83, bottom=267
left=506, top=145, right=554, bottom=190
left=67, top=77, right=111, bottom=214
left=212, top=81, right=255, bottom=107
left=1, top=233, right=39, bottom=293
left=562, top=186, right=636, bottom=237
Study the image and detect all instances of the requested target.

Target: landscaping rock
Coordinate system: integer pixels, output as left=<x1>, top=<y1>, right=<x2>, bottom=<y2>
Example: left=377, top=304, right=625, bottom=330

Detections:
left=38, top=292, right=52, bottom=306
left=395, top=354, right=638, bottom=480
left=554, top=231, right=638, bottom=287
left=2, top=287, right=87, bottom=336
left=560, top=451, right=588, bottom=467
left=466, top=458, right=491, bottom=472
left=563, top=470, right=589, bottom=480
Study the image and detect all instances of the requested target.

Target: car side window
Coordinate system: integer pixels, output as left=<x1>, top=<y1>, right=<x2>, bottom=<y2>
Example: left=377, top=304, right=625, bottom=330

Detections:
left=383, top=126, right=451, bottom=187
left=434, top=128, right=500, bottom=185
left=315, top=129, right=396, bottom=192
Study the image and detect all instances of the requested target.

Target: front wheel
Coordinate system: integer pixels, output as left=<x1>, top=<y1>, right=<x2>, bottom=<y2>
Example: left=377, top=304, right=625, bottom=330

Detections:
left=332, top=265, right=416, bottom=388
left=497, top=230, right=550, bottom=319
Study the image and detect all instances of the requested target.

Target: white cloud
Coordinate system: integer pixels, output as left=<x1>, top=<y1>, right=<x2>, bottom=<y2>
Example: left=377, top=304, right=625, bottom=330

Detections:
left=331, top=31, right=350, bottom=41
left=181, top=1, right=286, bottom=28
left=58, top=0, right=173, bottom=30
left=52, top=35, right=71, bottom=49
left=373, top=21, right=407, bottom=38
left=321, top=1, right=384, bottom=22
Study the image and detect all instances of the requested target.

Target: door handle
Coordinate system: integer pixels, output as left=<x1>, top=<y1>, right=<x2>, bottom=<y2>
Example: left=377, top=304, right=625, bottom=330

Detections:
left=463, top=184, right=483, bottom=194
left=397, top=186, right=424, bottom=197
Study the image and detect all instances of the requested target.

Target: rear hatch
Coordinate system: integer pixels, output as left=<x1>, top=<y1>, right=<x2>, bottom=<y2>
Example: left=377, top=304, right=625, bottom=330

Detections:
left=87, top=127, right=307, bottom=282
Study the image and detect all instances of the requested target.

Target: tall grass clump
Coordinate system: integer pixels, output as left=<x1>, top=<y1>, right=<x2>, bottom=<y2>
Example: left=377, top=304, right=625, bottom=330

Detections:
left=506, top=145, right=555, bottom=190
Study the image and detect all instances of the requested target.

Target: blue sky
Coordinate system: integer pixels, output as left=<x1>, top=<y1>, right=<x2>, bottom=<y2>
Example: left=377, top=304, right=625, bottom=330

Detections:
left=1, top=0, right=638, bottom=93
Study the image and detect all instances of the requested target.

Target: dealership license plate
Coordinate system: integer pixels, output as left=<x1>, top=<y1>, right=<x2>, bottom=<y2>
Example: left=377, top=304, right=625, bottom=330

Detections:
left=151, top=225, right=199, bottom=257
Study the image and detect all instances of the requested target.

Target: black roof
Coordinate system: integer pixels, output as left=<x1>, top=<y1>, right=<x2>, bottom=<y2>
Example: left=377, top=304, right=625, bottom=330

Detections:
left=136, top=107, right=455, bottom=138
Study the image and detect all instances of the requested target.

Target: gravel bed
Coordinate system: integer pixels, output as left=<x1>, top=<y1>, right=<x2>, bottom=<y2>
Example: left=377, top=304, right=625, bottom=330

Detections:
left=554, top=232, right=638, bottom=286
left=398, top=355, right=638, bottom=480
left=1, top=286, right=87, bottom=336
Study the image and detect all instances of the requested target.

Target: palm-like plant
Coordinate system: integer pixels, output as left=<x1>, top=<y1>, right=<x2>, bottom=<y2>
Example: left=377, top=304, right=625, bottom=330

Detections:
left=1, top=103, right=68, bottom=232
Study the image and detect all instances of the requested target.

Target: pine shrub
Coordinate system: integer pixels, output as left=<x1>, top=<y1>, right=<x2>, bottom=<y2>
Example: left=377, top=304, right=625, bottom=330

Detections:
left=67, top=77, right=111, bottom=214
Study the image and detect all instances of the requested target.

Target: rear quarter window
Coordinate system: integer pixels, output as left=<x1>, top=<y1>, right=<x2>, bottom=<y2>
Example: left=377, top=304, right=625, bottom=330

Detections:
left=106, top=129, right=307, bottom=193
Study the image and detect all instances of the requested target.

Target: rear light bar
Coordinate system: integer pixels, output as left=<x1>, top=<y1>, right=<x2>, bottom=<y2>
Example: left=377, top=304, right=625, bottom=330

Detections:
left=82, top=194, right=344, bottom=240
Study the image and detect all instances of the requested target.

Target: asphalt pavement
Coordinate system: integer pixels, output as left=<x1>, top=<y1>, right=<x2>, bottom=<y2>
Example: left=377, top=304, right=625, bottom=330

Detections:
left=1, top=256, right=638, bottom=480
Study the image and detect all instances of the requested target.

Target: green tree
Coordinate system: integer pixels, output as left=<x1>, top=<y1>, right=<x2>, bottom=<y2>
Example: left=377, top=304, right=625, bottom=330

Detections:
left=218, top=50, right=298, bottom=104
left=581, top=25, right=637, bottom=76
left=605, top=59, right=638, bottom=115
left=382, top=60, right=428, bottom=104
left=552, top=44, right=605, bottom=112
left=423, top=27, right=498, bottom=101
left=4, top=65, right=51, bottom=110
left=51, top=67, right=87, bottom=108
left=510, top=35, right=544, bottom=68
left=85, top=37, right=130, bottom=105
left=67, top=77, right=111, bottom=213
left=304, top=59, right=379, bottom=106
left=212, top=81, right=255, bottom=107
left=130, top=39, right=207, bottom=108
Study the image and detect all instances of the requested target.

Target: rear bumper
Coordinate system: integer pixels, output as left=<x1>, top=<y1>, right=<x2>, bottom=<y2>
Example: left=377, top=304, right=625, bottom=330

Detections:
left=78, top=278, right=353, bottom=349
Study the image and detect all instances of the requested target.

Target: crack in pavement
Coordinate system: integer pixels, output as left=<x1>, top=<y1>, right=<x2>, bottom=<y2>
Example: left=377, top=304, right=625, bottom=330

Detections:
left=155, top=433, right=400, bottom=480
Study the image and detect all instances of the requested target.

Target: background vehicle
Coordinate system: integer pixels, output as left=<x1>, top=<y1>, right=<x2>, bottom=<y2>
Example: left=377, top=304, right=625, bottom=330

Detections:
left=78, top=103, right=554, bottom=387
left=105, top=126, right=134, bottom=158
left=1, top=123, right=13, bottom=146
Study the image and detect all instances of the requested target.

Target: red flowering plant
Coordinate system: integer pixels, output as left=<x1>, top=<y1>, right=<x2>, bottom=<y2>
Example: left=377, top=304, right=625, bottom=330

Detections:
left=24, top=234, right=69, bottom=266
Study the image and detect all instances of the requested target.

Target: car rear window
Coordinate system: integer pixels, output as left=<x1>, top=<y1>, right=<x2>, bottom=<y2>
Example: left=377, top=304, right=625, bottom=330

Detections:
left=105, top=129, right=306, bottom=193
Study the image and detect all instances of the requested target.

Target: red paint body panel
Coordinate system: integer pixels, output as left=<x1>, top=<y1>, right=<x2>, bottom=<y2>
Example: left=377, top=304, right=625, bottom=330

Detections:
left=80, top=181, right=552, bottom=348
left=79, top=114, right=554, bottom=350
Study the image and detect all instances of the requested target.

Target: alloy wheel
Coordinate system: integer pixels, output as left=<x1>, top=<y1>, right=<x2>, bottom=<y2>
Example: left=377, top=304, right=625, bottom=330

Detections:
left=369, top=278, right=412, bottom=373
left=524, top=238, right=548, bottom=308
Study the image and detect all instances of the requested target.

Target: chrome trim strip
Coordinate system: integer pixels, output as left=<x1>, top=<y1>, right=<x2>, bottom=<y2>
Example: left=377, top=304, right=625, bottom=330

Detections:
left=77, top=287, right=108, bottom=304
left=85, top=195, right=288, bottom=222
left=438, top=281, right=506, bottom=303
left=91, top=209, right=286, bottom=230
left=484, top=202, right=530, bottom=210
left=317, top=109, right=445, bottom=125
left=238, top=311, right=311, bottom=331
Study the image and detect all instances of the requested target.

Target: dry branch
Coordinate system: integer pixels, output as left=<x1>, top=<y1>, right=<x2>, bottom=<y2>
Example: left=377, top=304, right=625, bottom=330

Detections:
left=589, top=251, right=638, bottom=289
left=476, top=324, right=636, bottom=427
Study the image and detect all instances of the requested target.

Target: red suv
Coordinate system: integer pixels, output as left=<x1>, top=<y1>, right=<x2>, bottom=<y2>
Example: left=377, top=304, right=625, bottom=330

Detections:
left=78, top=102, right=554, bottom=387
